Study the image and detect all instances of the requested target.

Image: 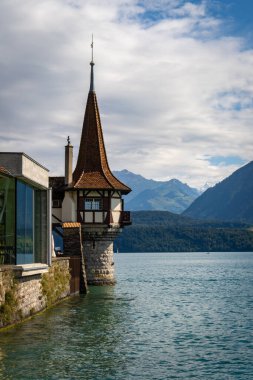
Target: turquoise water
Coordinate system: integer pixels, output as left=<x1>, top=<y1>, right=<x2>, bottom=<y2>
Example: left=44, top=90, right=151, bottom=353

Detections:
left=0, top=252, right=253, bottom=380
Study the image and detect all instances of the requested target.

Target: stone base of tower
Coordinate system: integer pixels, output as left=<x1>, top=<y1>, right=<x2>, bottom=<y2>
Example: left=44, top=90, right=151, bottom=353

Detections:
left=83, top=240, right=115, bottom=285
left=82, top=226, right=120, bottom=286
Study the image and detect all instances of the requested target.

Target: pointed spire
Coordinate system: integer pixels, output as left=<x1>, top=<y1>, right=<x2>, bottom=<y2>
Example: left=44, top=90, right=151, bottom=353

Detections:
left=89, top=34, right=95, bottom=92
left=72, top=41, right=131, bottom=194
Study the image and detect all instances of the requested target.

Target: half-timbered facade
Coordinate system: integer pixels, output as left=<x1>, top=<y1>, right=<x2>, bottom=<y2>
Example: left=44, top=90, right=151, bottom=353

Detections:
left=50, top=45, right=131, bottom=285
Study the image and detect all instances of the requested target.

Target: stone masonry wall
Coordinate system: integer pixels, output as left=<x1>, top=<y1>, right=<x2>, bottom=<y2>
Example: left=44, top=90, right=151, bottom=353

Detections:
left=0, top=258, right=71, bottom=329
left=83, top=239, right=115, bottom=285
left=63, top=224, right=88, bottom=293
left=17, top=274, right=46, bottom=318
left=63, top=225, right=83, bottom=256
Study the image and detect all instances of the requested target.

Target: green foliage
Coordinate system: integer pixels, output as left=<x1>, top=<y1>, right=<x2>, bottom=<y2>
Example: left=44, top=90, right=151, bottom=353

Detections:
left=41, top=263, right=70, bottom=307
left=0, top=271, right=19, bottom=326
left=115, top=211, right=253, bottom=252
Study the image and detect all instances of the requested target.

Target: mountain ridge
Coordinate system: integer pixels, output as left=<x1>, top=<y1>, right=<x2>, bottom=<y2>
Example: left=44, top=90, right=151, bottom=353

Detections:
left=113, top=169, right=200, bottom=213
left=183, top=161, right=253, bottom=223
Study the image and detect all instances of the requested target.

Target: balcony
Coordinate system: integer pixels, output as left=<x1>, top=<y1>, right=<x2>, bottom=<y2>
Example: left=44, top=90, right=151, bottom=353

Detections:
left=120, top=211, right=132, bottom=226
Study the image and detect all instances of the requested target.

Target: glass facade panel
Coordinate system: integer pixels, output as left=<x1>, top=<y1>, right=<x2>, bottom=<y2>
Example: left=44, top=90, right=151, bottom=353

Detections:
left=16, top=181, right=34, bottom=264
left=0, top=177, right=48, bottom=266
left=34, top=190, right=48, bottom=263
left=0, top=175, right=15, bottom=264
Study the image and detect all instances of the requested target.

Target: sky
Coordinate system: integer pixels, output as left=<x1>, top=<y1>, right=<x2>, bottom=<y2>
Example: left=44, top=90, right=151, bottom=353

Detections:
left=0, top=0, right=252, bottom=188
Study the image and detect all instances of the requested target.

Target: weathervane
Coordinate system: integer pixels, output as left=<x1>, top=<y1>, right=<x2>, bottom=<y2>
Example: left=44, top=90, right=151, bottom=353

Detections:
left=91, top=34, right=94, bottom=63
left=90, top=34, right=95, bottom=92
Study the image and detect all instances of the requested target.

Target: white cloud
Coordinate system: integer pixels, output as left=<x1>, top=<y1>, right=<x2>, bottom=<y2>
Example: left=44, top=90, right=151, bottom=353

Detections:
left=0, top=0, right=252, bottom=188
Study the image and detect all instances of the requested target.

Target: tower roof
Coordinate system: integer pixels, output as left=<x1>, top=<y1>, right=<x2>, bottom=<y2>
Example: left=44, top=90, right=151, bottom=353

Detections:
left=72, top=43, right=131, bottom=194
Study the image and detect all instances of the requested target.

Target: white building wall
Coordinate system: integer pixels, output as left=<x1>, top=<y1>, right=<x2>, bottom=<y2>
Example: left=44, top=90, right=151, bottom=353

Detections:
left=111, top=198, right=122, bottom=211
left=22, top=155, right=48, bottom=188
left=95, top=212, right=103, bottom=223
left=85, top=212, right=93, bottom=223
left=112, top=211, right=121, bottom=224
left=86, top=191, right=100, bottom=197
left=62, top=192, right=77, bottom=222
left=0, top=153, right=49, bottom=189
left=52, top=208, right=62, bottom=223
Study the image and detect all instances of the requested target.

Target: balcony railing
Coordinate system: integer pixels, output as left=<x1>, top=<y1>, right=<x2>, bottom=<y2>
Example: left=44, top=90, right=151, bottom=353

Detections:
left=77, top=210, right=132, bottom=227
left=120, top=211, right=131, bottom=226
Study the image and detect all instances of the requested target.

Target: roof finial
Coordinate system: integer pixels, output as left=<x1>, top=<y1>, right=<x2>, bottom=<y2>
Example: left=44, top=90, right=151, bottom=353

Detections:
left=91, top=34, right=94, bottom=63
left=89, top=34, right=95, bottom=92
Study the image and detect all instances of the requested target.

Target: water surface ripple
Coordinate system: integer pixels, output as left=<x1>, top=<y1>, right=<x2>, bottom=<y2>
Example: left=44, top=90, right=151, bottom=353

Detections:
left=0, top=252, right=253, bottom=379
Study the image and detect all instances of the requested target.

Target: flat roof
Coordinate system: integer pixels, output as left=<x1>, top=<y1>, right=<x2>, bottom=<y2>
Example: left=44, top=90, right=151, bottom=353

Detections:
left=0, top=152, right=49, bottom=172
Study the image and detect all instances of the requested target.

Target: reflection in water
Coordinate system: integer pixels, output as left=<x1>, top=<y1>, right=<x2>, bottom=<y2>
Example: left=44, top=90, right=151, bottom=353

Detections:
left=0, top=252, right=253, bottom=380
left=0, top=286, right=134, bottom=379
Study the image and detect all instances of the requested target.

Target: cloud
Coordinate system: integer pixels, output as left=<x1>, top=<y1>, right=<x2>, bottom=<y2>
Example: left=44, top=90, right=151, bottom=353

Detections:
left=0, top=0, right=252, bottom=188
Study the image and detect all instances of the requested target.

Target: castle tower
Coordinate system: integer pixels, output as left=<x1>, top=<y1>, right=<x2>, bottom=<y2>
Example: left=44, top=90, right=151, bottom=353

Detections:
left=51, top=40, right=131, bottom=285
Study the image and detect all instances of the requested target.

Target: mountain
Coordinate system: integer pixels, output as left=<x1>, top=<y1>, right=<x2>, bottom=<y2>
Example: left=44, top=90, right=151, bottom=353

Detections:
left=115, top=211, right=253, bottom=252
left=113, top=170, right=200, bottom=213
left=183, top=161, right=253, bottom=223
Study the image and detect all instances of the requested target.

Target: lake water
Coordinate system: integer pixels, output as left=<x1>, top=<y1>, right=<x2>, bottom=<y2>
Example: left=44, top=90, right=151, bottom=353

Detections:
left=0, top=252, right=253, bottom=380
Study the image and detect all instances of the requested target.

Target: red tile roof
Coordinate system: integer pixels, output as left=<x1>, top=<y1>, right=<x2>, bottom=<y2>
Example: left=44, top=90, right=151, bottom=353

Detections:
left=72, top=91, right=131, bottom=194
left=62, top=222, right=81, bottom=228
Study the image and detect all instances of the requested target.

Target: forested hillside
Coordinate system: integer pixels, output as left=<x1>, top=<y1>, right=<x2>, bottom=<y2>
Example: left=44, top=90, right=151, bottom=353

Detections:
left=115, top=211, right=253, bottom=252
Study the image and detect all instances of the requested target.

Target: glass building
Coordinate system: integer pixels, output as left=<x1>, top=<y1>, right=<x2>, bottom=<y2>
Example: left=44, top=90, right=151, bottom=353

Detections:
left=0, top=153, right=51, bottom=265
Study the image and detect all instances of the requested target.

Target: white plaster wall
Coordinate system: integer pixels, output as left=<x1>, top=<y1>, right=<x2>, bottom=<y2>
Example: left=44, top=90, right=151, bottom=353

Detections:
left=112, top=211, right=121, bottom=224
left=0, top=153, right=48, bottom=188
left=111, top=198, right=122, bottom=211
left=95, top=212, right=103, bottom=223
left=62, top=192, right=77, bottom=222
left=22, top=155, right=48, bottom=188
left=86, top=191, right=100, bottom=197
left=85, top=212, right=93, bottom=223
left=52, top=208, right=62, bottom=223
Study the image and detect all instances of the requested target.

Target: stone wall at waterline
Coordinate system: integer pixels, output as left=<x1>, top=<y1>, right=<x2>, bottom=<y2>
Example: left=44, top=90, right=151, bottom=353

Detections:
left=0, top=258, right=71, bottom=329
left=83, top=239, right=115, bottom=285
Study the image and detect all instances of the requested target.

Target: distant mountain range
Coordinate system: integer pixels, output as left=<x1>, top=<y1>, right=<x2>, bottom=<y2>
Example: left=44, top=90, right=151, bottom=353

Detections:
left=183, top=161, right=253, bottom=224
left=113, top=170, right=200, bottom=213
left=114, top=161, right=253, bottom=224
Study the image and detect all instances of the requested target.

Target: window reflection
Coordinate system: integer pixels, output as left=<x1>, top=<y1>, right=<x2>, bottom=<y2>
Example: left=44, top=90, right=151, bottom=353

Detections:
left=0, top=177, right=48, bottom=265
left=16, top=181, right=34, bottom=264
left=0, top=175, right=15, bottom=264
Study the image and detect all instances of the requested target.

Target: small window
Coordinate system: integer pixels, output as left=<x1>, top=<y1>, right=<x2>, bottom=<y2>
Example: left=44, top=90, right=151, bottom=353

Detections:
left=84, top=198, right=102, bottom=210
left=53, top=200, right=61, bottom=208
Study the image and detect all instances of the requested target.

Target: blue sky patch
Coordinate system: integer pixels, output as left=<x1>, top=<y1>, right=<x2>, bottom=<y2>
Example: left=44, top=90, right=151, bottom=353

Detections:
left=206, top=155, right=246, bottom=166
left=214, top=90, right=253, bottom=112
left=135, top=0, right=253, bottom=47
